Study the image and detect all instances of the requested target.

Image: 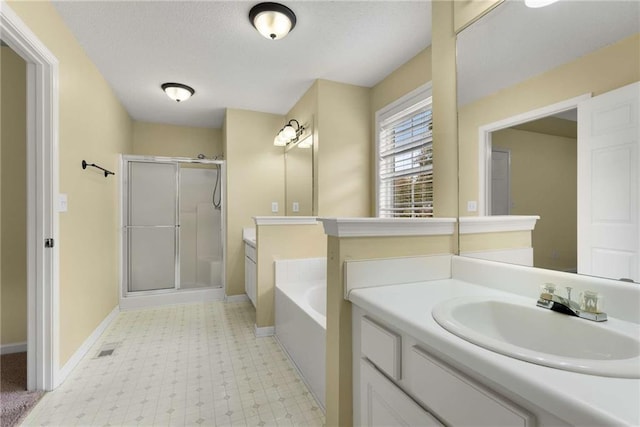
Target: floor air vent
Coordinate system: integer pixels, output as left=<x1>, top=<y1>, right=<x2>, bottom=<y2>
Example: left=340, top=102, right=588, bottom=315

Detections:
left=95, top=342, right=119, bottom=358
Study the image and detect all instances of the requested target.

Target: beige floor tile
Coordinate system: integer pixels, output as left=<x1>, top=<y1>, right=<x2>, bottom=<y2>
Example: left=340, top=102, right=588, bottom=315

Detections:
left=22, top=301, right=324, bottom=426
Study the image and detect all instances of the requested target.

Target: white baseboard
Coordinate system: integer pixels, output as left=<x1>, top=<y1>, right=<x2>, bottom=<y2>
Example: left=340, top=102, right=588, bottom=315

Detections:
left=225, top=294, right=249, bottom=303
left=0, top=341, right=27, bottom=355
left=55, top=305, right=119, bottom=387
left=254, top=324, right=275, bottom=337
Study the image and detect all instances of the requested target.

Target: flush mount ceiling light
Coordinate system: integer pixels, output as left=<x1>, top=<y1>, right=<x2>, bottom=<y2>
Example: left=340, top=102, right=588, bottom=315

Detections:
left=274, top=119, right=305, bottom=146
left=161, top=82, right=195, bottom=102
left=249, top=2, right=297, bottom=40
left=525, top=0, right=560, bottom=8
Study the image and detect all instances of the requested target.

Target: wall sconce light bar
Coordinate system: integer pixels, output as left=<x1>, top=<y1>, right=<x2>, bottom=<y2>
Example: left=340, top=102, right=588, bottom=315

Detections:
left=274, top=119, right=305, bottom=146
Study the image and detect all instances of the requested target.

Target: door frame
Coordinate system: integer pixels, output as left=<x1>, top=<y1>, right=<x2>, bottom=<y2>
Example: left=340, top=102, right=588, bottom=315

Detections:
left=119, top=155, right=227, bottom=302
left=477, top=94, right=590, bottom=215
left=1, top=2, right=59, bottom=390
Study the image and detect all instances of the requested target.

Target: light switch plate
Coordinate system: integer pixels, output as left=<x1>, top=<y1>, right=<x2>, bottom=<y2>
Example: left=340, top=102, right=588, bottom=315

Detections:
left=271, top=202, right=278, bottom=213
left=58, top=193, right=68, bottom=212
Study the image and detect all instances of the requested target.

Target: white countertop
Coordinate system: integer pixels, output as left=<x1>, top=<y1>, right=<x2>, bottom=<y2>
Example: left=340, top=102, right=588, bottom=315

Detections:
left=242, top=228, right=256, bottom=247
left=349, top=280, right=640, bottom=426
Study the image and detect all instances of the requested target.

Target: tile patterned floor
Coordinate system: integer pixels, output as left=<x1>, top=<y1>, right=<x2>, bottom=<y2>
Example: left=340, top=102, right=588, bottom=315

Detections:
left=22, top=301, right=324, bottom=426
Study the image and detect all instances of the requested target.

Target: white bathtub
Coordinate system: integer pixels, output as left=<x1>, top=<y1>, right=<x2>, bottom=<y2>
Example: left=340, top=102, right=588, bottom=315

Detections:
left=275, top=258, right=326, bottom=410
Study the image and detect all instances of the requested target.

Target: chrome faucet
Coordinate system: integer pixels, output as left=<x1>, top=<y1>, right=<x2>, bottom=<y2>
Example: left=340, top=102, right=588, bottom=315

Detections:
left=536, top=284, right=607, bottom=322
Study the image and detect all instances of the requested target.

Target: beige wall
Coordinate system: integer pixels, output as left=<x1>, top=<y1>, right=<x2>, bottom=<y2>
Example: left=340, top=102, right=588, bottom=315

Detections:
left=285, top=81, right=318, bottom=215
left=1, top=46, right=27, bottom=346
left=460, top=230, right=531, bottom=252
left=459, top=33, right=640, bottom=215
left=432, top=1, right=459, bottom=221
left=224, top=109, right=284, bottom=296
left=325, top=234, right=455, bottom=426
left=284, top=79, right=371, bottom=218
left=371, top=47, right=433, bottom=113
left=255, top=224, right=327, bottom=328
left=493, top=128, right=577, bottom=271
left=453, top=0, right=503, bottom=33
left=316, top=80, right=371, bottom=217
left=132, top=121, right=222, bottom=159
left=8, top=1, right=133, bottom=366
left=284, top=144, right=313, bottom=216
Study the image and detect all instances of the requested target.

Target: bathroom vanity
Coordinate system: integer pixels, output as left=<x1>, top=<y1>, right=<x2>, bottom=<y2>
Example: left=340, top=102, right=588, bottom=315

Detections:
left=349, top=256, right=640, bottom=426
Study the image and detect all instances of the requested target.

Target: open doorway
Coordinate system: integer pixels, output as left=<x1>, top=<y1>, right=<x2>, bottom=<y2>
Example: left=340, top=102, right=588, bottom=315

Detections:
left=481, top=83, right=640, bottom=282
left=0, top=41, right=44, bottom=426
left=1, top=3, right=59, bottom=394
left=488, top=109, right=578, bottom=272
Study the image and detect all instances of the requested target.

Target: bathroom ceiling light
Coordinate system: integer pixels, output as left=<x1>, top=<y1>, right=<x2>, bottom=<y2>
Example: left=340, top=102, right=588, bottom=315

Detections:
left=524, top=0, right=560, bottom=8
left=249, top=2, right=297, bottom=40
left=274, top=119, right=305, bottom=147
left=161, top=82, right=195, bottom=102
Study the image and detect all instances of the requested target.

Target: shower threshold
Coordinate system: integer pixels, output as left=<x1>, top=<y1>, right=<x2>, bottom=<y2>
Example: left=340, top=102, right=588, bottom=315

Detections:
left=119, top=286, right=225, bottom=311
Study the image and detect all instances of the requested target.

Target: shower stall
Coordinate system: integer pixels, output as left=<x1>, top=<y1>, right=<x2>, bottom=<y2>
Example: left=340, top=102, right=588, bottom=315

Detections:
left=120, top=155, right=225, bottom=309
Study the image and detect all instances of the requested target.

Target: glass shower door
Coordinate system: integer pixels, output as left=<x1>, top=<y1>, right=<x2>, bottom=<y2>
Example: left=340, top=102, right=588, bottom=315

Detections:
left=125, top=161, right=179, bottom=292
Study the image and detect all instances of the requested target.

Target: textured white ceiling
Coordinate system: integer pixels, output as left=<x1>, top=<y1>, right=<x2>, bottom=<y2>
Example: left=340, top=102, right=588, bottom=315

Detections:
left=52, top=1, right=432, bottom=129
left=457, top=0, right=640, bottom=107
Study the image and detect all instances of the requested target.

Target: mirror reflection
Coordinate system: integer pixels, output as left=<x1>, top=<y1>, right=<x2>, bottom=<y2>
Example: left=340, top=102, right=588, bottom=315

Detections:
left=285, top=134, right=314, bottom=216
left=457, top=0, right=639, bottom=282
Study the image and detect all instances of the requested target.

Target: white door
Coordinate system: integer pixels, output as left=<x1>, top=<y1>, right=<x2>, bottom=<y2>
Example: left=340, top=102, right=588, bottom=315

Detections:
left=491, top=149, right=511, bottom=215
left=578, top=81, right=640, bottom=281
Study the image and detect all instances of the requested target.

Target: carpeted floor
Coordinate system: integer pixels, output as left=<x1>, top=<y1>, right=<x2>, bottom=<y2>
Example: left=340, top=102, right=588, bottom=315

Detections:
left=1, top=352, right=44, bottom=427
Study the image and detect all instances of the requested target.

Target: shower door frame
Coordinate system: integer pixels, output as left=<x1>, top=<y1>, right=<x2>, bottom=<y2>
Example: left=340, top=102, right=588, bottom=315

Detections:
left=120, top=155, right=226, bottom=299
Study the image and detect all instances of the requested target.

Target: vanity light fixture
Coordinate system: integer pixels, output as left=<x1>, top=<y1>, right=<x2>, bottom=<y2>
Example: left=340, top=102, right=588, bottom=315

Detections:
left=274, top=119, right=305, bottom=146
left=524, top=0, right=560, bottom=8
left=249, top=2, right=297, bottom=40
left=161, top=82, right=195, bottom=102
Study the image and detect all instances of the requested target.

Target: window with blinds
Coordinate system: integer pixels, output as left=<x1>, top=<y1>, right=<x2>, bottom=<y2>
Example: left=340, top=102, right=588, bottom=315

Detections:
left=377, top=88, right=433, bottom=218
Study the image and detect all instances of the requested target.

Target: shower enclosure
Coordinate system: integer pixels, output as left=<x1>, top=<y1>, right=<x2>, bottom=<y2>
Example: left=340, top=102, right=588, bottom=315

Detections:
left=120, top=155, right=225, bottom=308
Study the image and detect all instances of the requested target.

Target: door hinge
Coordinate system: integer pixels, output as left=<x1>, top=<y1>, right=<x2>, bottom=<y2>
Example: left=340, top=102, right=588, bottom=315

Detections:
left=44, top=238, right=55, bottom=248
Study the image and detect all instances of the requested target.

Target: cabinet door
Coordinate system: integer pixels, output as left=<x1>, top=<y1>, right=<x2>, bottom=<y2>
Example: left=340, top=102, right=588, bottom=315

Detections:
left=360, top=358, right=442, bottom=427
left=244, top=256, right=251, bottom=300
left=249, top=260, right=256, bottom=306
left=245, top=257, right=256, bottom=307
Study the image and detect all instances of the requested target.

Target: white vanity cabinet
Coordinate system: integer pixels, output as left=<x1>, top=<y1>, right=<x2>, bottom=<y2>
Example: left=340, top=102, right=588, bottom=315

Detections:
left=244, top=242, right=256, bottom=307
left=359, top=358, right=442, bottom=426
left=354, top=307, right=535, bottom=427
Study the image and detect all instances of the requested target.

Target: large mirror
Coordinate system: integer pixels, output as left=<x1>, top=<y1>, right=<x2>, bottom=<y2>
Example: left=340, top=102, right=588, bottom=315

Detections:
left=285, top=133, right=314, bottom=216
left=457, top=0, right=639, bottom=282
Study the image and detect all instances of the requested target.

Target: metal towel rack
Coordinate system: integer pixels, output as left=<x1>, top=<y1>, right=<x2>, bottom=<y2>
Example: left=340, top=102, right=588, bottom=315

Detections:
left=82, top=160, right=114, bottom=177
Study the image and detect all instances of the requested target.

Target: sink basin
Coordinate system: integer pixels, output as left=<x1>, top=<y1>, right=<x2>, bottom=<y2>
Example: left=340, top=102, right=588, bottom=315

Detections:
left=432, top=296, right=640, bottom=378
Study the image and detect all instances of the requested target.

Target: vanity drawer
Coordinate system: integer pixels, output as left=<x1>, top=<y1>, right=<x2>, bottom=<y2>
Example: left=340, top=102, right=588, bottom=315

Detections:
left=408, top=346, right=534, bottom=426
left=360, top=358, right=442, bottom=427
left=245, top=243, right=256, bottom=262
left=361, top=316, right=401, bottom=380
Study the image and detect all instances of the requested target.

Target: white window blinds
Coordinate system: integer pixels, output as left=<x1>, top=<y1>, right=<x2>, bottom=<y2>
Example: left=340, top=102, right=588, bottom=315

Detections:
left=377, top=91, right=433, bottom=218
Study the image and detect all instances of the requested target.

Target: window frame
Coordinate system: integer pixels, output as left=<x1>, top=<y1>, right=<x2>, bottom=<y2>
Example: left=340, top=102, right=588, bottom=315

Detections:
left=375, top=82, right=434, bottom=218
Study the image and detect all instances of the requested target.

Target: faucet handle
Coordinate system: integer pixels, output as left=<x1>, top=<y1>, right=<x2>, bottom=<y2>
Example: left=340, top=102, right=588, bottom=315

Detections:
left=565, top=286, right=573, bottom=302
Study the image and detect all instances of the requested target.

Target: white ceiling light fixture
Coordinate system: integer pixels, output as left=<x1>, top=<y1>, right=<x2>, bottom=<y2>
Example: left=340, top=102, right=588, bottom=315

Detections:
left=525, top=0, right=560, bottom=8
left=249, top=2, right=297, bottom=40
left=161, top=82, right=195, bottom=102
